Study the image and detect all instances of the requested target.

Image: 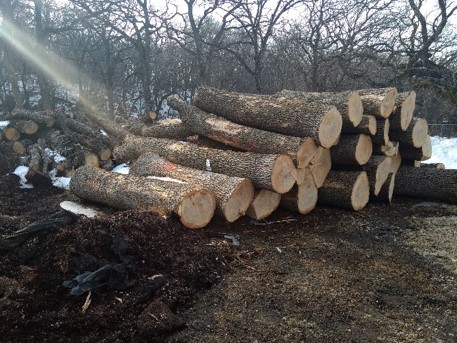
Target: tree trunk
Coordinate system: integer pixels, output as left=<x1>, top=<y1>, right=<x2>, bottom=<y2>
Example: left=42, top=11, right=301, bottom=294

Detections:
left=193, top=86, right=342, bottom=149
left=317, top=171, right=370, bottom=211
left=394, top=167, right=457, bottom=204
left=278, top=89, right=363, bottom=128
left=140, top=118, right=194, bottom=139
left=246, top=189, right=281, bottom=220
left=399, top=134, right=432, bottom=161
left=82, top=111, right=128, bottom=141
left=358, top=88, right=398, bottom=118
left=7, top=109, right=56, bottom=127
left=113, top=136, right=296, bottom=194
left=389, top=91, right=416, bottom=131
left=280, top=167, right=318, bottom=214
left=342, top=114, right=376, bottom=135
left=130, top=153, right=254, bottom=223
left=70, top=165, right=216, bottom=229
left=330, top=134, right=372, bottom=165
left=168, top=95, right=311, bottom=157
left=390, top=117, right=428, bottom=148
left=363, top=156, right=392, bottom=196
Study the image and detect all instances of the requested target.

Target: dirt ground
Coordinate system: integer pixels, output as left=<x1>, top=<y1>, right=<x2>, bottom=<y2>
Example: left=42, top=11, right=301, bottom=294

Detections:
left=1, top=172, right=457, bottom=342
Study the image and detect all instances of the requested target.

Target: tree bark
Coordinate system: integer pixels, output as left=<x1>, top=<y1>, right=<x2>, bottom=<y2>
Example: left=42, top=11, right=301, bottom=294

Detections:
left=130, top=153, right=254, bottom=222
left=280, top=167, right=318, bottom=214
left=373, top=173, right=395, bottom=204
left=394, top=167, right=457, bottom=204
left=399, top=134, right=432, bottom=161
left=6, top=109, right=56, bottom=127
left=317, top=171, right=370, bottom=211
left=358, top=88, right=398, bottom=118
left=330, top=134, right=372, bottom=165
left=371, top=119, right=390, bottom=145
left=140, top=118, right=194, bottom=139
left=389, top=91, right=416, bottom=131
left=342, top=114, right=376, bottom=135
left=363, top=156, right=392, bottom=196
left=309, top=147, right=332, bottom=188
left=390, top=117, right=428, bottom=148
left=70, top=165, right=217, bottom=228
left=246, top=189, right=281, bottom=220
left=113, top=135, right=296, bottom=194
left=278, top=89, right=363, bottom=128
left=193, top=86, right=342, bottom=149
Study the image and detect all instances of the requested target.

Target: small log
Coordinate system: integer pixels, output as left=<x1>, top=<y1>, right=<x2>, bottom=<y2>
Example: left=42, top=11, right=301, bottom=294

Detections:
left=84, top=152, right=100, bottom=167
left=130, top=153, right=254, bottom=222
left=15, top=120, right=39, bottom=135
left=363, top=155, right=392, bottom=196
left=318, top=171, right=370, bottom=211
left=373, top=173, right=395, bottom=203
left=420, top=162, right=445, bottom=169
left=390, top=117, right=428, bottom=148
left=6, top=109, right=55, bottom=127
left=280, top=167, right=318, bottom=214
left=372, top=141, right=399, bottom=157
left=296, top=137, right=320, bottom=168
left=371, top=119, right=390, bottom=145
left=3, top=127, right=20, bottom=141
left=309, top=147, right=332, bottom=188
left=141, top=118, right=194, bottom=139
left=70, top=165, right=217, bottom=228
left=12, top=141, right=26, bottom=155
left=278, top=89, right=363, bottom=127
left=389, top=91, right=416, bottom=131
left=394, top=167, right=457, bottom=204
left=246, top=189, right=281, bottom=220
left=399, top=134, right=432, bottom=160
left=342, top=114, right=376, bottom=135
left=82, top=111, right=129, bottom=141
left=330, top=134, right=372, bottom=165
left=193, top=86, right=342, bottom=149
left=113, top=135, right=296, bottom=193
left=358, top=87, right=398, bottom=118
left=168, top=95, right=310, bottom=156
left=27, top=143, right=42, bottom=177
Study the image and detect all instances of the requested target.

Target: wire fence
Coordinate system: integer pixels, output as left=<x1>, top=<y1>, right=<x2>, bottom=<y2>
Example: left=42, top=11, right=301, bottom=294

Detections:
left=427, top=124, right=457, bottom=138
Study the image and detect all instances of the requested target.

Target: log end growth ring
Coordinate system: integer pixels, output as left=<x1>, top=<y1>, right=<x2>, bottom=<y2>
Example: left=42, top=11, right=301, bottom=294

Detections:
left=318, top=106, right=342, bottom=149
left=351, top=172, right=370, bottom=211
left=271, top=155, right=296, bottom=194
left=224, top=179, right=255, bottom=222
left=177, top=190, right=216, bottom=229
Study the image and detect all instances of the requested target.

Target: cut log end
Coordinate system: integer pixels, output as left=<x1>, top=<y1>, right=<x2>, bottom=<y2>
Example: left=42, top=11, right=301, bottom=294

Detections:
left=296, top=137, right=319, bottom=168
left=84, top=153, right=100, bottom=168
left=355, top=134, right=373, bottom=165
left=380, top=88, right=398, bottom=118
left=351, top=172, right=370, bottom=211
left=4, top=127, right=20, bottom=141
left=271, top=155, right=296, bottom=194
left=310, top=147, right=331, bottom=188
left=296, top=172, right=318, bottom=214
left=374, top=157, right=392, bottom=196
left=176, top=190, right=216, bottom=229
left=421, top=135, right=432, bottom=160
left=400, top=91, right=416, bottom=131
left=348, top=92, right=363, bottom=127
left=100, top=148, right=113, bottom=161
left=246, top=189, right=281, bottom=220
left=367, top=115, right=377, bottom=135
left=318, top=106, right=342, bottom=149
left=412, top=118, right=429, bottom=148
left=223, top=179, right=255, bottom=222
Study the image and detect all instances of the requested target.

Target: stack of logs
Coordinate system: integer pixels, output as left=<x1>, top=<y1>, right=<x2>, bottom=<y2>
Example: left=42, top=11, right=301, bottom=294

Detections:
left=2, top=85, right=456, bottom=229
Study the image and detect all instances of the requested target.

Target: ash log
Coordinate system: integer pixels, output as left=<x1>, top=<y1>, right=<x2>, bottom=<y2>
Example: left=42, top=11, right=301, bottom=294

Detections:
left=342, top=114, right=377, bottom=135
left=389, top=91, right=416, bottom=131
left=330, top=134, right=372, bottom=166
left=246, top=189, right=281, bottom=220
left=358, top=88, right=398, bottom=118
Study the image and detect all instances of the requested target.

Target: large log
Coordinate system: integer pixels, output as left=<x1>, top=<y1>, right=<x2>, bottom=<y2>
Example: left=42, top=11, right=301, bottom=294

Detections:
left=130, top=153, right=254, bottom=222
left=363, top=155, right=392, bottom=196
left=246, top=189, right=281, bottom=220
left=70, top=165, right=217, bottom=228
left=399, top=134, right=432, bottom=161
left=5, top=109, right=56, bottom=127
left=371, top=119, right=390, bottom=145
left=113, top=135, right=296, bottom=193
left=278, top=89, right=363, bottom=127
left=389, top=91, right=416, bottom=131
left=280, top=167, right=318, bottom=214
left=318, top=171, right=370, bottom=211
left=390, top=117, right=428, bottom=148
left=394, top=167, right=457, bottom=204
left=140, top=118, right=194, bottom=139
left=193, top=86, right=342, bottom=149
left=168, top=95, right=311, bottom=157
left=82, top=111, right=129, bottom=141
left=330, top=134, right=372, bottom=165
left=358, top=88, right=398, bottom=118
left=342, top=114, right=376, bottom=135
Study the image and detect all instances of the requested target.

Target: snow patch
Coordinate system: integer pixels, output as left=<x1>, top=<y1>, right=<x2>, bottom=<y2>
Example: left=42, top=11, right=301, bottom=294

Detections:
left=60, top=201, right=98, bottom=218
left=100, top=129, right=108, bottom=136
left=424, top=136, right=457, bottom=169
left=45, top=148, right=66, bottom=163
left=0, top=120, right=10, bottom=128
left=12, top=166, right=34, bottom=189
left=49, top=169, right=71, bottom=189
left=205, top=159, right=212, bottom=172
left=112, top=163, right=130, bottom=174
left=147, top=176, right=186, bottom=184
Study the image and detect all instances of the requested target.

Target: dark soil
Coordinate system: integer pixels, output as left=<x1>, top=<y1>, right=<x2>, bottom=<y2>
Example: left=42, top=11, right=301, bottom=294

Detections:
left=1, top=172, right=457, bottom=342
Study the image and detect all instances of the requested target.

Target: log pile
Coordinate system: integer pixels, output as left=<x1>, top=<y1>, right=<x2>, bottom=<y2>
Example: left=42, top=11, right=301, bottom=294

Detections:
left=3, top=85, right=455, bottom=229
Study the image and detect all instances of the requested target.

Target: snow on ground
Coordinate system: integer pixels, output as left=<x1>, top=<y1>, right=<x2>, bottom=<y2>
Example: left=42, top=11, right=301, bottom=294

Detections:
left=112, top=163, right=130, bottom=174
left=60, top=201, right=99, bottom=218
left=12, top=166, right=34, bottom=189
left=425, top=136, right=457, bottom=169
left=49, top=169, right=71, bottom=190
left=0, top=121, right=10, bottom=128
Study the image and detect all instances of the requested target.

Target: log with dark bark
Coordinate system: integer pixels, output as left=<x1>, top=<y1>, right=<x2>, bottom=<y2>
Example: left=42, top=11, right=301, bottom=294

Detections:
left=309, top=147, right=332, bottom=188
left=130, top=153, right=254, bottom=222
left=342, top=114, right=377, bottom=135
left=390, top=117, right=428, bottom=148
left=399, top=134, right=432, bottom=161
left=372, top=141, right=399, bottom=157
left=193, top=86, right=342, bottom=149
left=389, top=91, right=416, bottom=131
left=358, top=88, right=398, bottom=118
left=394, top=167, right=457, bottom=204
left=330, top=134, right=372, bottom=165
left=113, top=135, right=296, bottom=193
left=140, top=118, right=194, bottom=139
left=318, top=170, right=370, bottom=211
left=5, top=109, right=56, bottom=127
left=420, top=162, right=445, bottom=169
left=363, top=155, right=392, bottom=196
left=15, top=120, right=39, bottom=135
left=280, top=167, right=318, bottom=214
left=3, top=127, right=20, bottom=141
left=371, top=119, right=390, bottom=145
left=246, top=189, right=281, bottom=220
left=278, top=89, right=363, bottom=127
left=82, top=111, right=129, bottom=141
left=70, top=165, right=217, bottom=228
left=168, top=95, right=312, bottom=158
left=373, top=172, right=395, bottom=203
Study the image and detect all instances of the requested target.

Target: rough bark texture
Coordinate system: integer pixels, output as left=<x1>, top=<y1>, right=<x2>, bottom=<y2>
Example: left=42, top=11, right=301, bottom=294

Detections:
left=330, top=134, right=372, bottom=165
left=371, top=119, right=390, bottom=145
left=390, top=117, right=428, bottom=148
left=246, top=189, right=281, bottom=220
left=342, top=114, right=377, bottom=135
left=373, top=141, right=399, bottom=157
left=193, top=86, right=342, bottom=149
left=373, top=173, right=395, bottom=203
left=130, top=153, right=254, bottom=222
left=317, top=171, right=370, bottom=211
left=5, top=109, right=56, bottom=127
left=399, top=134, right=432, bottom=161
left=168, top=95, right=309, bottom=156
left=278, top=89, right=363, bottom=127
left=280, top=167, right=318, bottom=214
left=420, top=162, right=445, bottom=169
left=389, top=91, right=416, bottom=131
left=363, top=156, right=392, bottom=196
left=358, top=88, right=398, bottom=118
left=309, top=147, right=332, bottom=188
left=70, top=165, right=216, bottom=228
left=141, top=118, right=194, bottom=139
left=113, top=136, right=296, bottom=193
left=82, top=111, right=128, bottom=141
left=394, top=167, right=457, bottom=204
